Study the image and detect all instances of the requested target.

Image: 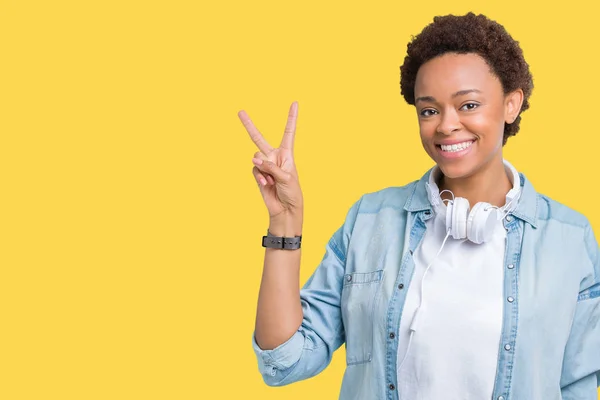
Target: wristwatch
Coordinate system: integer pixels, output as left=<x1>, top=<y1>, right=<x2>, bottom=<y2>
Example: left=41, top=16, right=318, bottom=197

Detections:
left=262, top=230, right=302, bottom=250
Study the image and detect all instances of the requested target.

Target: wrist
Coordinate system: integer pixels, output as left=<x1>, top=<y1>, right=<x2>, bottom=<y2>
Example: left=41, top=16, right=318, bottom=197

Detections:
left=269, top=213, right=303, bottom=237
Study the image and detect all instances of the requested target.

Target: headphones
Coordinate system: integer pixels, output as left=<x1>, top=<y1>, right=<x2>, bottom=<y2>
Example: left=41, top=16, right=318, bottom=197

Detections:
left=425, top=162, right=521, bottom=244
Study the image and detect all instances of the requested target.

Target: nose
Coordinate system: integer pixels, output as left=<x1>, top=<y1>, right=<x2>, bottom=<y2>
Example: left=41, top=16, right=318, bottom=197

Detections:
left=436, top=108, right=462, bottom=135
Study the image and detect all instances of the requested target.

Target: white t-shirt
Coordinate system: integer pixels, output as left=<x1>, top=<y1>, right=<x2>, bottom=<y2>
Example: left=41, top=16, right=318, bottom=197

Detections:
left=396, top=160, right=521, bottom=399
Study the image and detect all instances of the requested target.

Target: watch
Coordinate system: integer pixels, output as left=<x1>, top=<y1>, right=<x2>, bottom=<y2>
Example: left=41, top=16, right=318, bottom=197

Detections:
left=262, top=230, right=302, bottom=250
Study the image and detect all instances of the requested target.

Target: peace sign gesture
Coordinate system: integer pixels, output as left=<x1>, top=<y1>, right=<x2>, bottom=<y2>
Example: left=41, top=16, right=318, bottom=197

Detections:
left=239, top=101, right=304, bottom=225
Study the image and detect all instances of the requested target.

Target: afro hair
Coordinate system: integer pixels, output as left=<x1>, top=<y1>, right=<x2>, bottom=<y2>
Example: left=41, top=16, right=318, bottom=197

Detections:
left=400, top=12, right=534, bottom=145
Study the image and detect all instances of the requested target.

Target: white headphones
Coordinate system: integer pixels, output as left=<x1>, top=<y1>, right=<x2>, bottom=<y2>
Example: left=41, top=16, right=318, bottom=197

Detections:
left=445, top=196, right=498, bottom=244
left=425, top=161, right=521, bottom=244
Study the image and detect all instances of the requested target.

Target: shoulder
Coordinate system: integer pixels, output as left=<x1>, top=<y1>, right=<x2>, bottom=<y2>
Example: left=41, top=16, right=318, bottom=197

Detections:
left=535, top=192, right=590, bottom=229
left=353, top=180, right=420, bottom=214
left=532, top=191, right=598, bottom=289
left=334, top=180, right=421, bottom=248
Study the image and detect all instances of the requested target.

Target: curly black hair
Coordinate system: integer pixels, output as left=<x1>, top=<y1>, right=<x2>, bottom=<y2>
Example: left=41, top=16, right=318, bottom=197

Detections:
left=400, top=12, right=534, bottom=145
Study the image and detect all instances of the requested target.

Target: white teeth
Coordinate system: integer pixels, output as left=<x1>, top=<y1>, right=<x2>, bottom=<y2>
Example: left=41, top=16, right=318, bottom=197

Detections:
left=440, top=141, right=473, bottom=152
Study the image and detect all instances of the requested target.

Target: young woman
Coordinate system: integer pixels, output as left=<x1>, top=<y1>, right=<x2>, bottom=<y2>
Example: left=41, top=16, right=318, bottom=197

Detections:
left=239, top=12, right=600, bottom=400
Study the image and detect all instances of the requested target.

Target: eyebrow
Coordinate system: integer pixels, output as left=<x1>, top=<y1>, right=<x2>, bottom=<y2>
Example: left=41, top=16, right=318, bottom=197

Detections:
left=415, top=89, right=482, bottom=104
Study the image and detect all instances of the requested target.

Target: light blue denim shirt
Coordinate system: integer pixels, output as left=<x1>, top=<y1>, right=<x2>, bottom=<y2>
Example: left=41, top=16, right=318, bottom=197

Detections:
left=252, top=169, right=600, bottom=400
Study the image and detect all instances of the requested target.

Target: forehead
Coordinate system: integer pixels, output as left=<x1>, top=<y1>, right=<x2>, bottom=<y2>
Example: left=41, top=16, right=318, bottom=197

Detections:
left=414, top=52, right=502, bottom=96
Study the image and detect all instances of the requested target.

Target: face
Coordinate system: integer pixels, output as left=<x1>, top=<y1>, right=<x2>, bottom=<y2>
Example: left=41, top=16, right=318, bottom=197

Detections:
left=414, top=52, right=523, bottom=180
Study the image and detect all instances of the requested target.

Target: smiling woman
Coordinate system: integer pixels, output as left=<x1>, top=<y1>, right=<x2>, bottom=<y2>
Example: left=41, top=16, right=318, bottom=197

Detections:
left=243, top=12, right=600, bottom=400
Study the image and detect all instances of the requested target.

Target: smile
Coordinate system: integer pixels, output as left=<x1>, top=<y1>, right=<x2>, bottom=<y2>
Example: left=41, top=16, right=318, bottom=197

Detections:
left=438, top=140, right=474, bottom=152
left=435, top=140, right=475, bottom=159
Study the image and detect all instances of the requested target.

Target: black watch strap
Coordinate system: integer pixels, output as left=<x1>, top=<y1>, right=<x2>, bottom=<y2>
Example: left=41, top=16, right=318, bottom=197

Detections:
left=262, top=231, right=302, bottom=250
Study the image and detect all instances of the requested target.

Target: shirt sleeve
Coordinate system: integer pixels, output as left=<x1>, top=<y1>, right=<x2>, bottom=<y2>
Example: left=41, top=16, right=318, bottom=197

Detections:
left=560, top=220, right=600, bottom=400
left=251, top=197, right=363, bottom=386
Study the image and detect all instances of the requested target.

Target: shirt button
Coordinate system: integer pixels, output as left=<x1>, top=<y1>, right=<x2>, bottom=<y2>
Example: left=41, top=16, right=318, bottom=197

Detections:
left=507, top=296, right=514, bottom=303
left=389, top=384, right=395, bottom=390
left=507, top=264, right=515, bottom=269
left=505, top=215, right=513, bottom=222
left=389, top=332, right=395, bottom=339
left=504, top=344, right=511, bottom=351
left=398, top=283, right=404, bottom=289
left=498, top=396, right=505, bottom=400
left=346, top=275, right=352, bottom=282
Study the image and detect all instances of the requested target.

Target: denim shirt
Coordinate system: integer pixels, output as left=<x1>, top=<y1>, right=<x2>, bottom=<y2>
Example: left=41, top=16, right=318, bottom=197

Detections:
left=252, top=169, right=600, bottom=400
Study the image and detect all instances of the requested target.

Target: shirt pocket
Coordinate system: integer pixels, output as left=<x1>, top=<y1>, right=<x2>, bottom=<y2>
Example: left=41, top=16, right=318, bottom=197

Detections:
left=341, top=269, right=384, bottom=365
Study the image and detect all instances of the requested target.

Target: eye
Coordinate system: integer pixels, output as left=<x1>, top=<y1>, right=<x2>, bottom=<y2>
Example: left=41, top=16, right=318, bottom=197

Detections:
left=460, top=103, right=479, bottom=111
left=419, top=108, right=438, bottom=117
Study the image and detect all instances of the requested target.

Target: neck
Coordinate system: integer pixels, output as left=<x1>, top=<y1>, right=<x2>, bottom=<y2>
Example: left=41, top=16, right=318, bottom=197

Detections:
left=438, top=155, right=512, bottom=208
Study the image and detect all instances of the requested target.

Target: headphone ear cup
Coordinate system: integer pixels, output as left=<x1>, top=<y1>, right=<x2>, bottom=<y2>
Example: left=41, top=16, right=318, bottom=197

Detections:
left=450, top=197, right=469, bottom=240
left=467, top=202, right=498, bottom=244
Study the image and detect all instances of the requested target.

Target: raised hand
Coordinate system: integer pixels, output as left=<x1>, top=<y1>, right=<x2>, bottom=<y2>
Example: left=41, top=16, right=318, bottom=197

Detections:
left=238, top=101, right=304, bottom=224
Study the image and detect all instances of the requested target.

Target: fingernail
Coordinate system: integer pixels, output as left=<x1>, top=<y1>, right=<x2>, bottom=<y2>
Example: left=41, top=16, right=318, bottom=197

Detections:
left=252, top=158, right=263, bottom=165
left=260, top=178, right=267, bottom=186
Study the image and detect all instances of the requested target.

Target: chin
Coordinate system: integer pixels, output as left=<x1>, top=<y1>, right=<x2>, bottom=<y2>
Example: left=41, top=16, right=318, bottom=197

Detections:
left=432, top=152, right=480, bottom=180
left=436, top=163, right=476, bottom=180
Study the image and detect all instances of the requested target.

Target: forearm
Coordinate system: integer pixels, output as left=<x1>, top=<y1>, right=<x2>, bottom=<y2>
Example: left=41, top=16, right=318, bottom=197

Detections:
left=254, top=216, right=304, bottom=350
left=251, top=204, right=356, bottom=385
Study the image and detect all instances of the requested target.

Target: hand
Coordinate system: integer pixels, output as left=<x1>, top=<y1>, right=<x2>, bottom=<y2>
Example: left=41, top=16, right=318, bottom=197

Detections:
left=238, top=101, right=304, bottom=222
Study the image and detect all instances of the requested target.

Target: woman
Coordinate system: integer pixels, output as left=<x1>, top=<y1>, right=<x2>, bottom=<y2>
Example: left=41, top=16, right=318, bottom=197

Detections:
left=239, top=13, right=600, bottom=400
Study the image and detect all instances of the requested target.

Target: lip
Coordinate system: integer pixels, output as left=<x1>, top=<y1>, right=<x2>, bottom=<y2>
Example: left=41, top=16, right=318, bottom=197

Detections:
left=435, top=140, right=475, bottom=159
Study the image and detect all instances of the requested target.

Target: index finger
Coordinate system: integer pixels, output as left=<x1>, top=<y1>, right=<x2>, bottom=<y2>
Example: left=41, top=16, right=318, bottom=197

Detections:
left=280, top=101, right=298, bottom=151
left=238, top=110, right=274, bottom=154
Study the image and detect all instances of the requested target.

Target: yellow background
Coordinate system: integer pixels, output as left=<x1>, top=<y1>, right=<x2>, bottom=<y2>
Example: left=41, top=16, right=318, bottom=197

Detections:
left=1, top=0, right=599, bottom=398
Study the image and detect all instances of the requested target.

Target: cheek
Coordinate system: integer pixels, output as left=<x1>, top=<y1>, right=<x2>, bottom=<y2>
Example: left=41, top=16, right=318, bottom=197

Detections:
left=418, top=122, right=437, bottom=156
left=465, top=108, right=505, bottom=138
left=418, top=119, right=436, bottom=141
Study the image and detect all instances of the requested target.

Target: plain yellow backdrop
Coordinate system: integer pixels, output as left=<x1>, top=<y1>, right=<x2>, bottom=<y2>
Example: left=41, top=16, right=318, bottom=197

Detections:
left=1, top=0, right=599, bottom=399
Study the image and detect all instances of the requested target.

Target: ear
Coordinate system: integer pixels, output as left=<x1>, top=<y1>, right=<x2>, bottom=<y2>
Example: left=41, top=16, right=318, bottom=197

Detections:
left=504, top=89, right=524, bottom=124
